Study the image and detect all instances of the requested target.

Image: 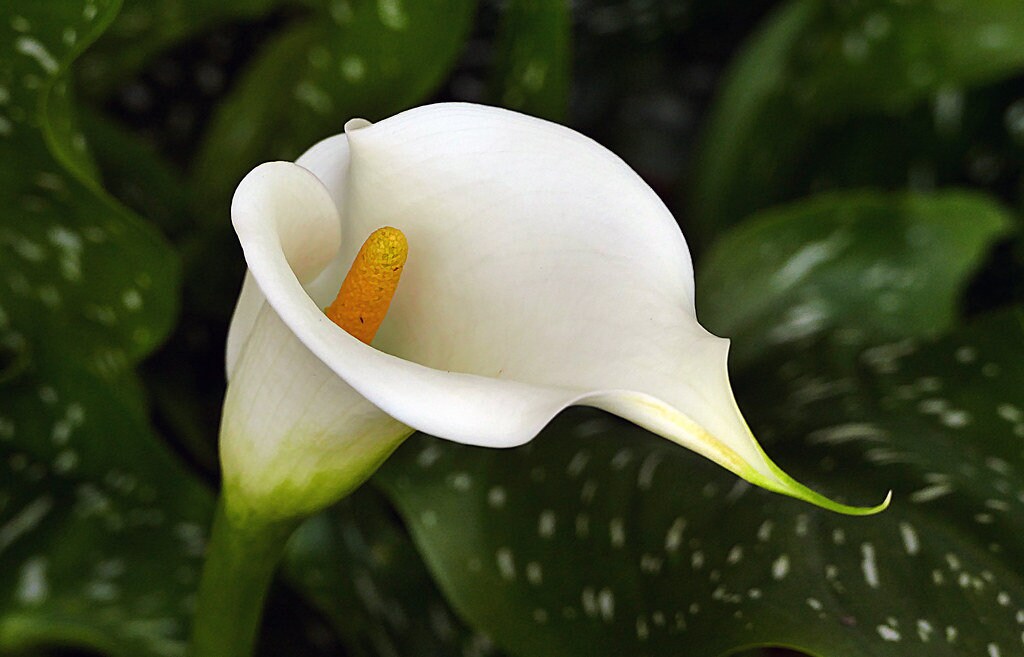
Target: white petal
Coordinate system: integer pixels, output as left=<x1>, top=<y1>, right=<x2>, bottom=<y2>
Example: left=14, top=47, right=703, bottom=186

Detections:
left=225, top=135, right=351, bottom=377
left=232, top=103, right=886, bottom=513
left=222, top=301, right=409, bottom=521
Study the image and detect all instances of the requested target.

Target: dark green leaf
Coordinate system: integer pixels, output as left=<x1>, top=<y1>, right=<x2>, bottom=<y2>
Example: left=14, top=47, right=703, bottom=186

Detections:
left=0, top=359, right=212, bottom=657
left=77, top=0, right=285, bottom=99
left=376, top=310, right=1024, bottom=656
left=0, top=2, right=214, bottom=655
left=696, top=190, right=1013, bottom=367
left=283, top=488, right=507, bottom=657
left=189, top=0, right=477, bottom=217
left=690, top=0, right=1024, bottom=240
left=491, top=0, right=571, bottom=122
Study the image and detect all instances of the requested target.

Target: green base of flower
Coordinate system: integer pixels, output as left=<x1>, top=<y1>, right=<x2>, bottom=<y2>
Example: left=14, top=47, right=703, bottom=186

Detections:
left=190, top=498, right=298, bottom=657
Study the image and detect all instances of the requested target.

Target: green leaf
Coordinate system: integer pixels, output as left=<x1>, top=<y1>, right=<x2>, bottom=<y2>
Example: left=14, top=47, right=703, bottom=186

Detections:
left=690, top=0, right=1024, bottom=240
left=76, top=0, right=285, bottom=99
left=376, top=310, right=1024, bottom=656
left=0, top=359, right=212, bottom=657
left=189, top=0, right=477, bottom=217
left=490, top=0, right=571, bottom=122
left=0, top=2, right=214, bottom=655
left=283, top=488, right=508, bottom=657
left=696, top=190, right=1014, bottom=368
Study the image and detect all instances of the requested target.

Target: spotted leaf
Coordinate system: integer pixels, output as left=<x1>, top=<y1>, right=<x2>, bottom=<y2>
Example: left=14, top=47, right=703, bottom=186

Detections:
left=189, top=0, right=477, bottom=217
left=691, top=0, right=1024, bottom=239
left=0, top=1, right=214, bottom=655
left=696, top=190, right=1013, bottom=368
left=490, top=0, right=571, bottom=121
left=77, top=0, right=284, bottom=99
left=374, top=310, right=1024, bottom=656
left=283, top=487, right=509, bottom=657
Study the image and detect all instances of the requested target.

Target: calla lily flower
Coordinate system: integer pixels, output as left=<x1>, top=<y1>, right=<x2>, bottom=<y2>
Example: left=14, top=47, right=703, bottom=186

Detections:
left=221, top=102, right=887, bottom=523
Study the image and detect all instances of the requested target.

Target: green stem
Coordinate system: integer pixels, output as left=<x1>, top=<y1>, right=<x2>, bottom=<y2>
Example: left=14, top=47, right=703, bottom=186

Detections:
left=190, top=498, right=297, bottom=657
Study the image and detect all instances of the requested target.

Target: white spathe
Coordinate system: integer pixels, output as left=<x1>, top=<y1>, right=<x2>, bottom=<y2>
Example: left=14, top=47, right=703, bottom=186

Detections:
left=223, top=102, right=887, bottom=522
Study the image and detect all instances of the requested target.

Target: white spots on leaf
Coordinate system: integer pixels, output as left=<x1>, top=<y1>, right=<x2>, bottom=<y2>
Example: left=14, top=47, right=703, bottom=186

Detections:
left=773, top=231, right=850, bottom=289
left=574, top=513, right=590, bottom=538
left=726, top=545, right=743, bottom=565
left=574, top=417, right=610, bottom=437
left=415, top=445, right=440, bottom=468
left=0, top=496, right=53, bottom=553
left=808, top=422, right=887, bottom=445
left=986, top=457, right=1012, bottom=476
left=537, top=510, right=556, bottom=538
left=15, top=37, right=59, bottom=75
left=174, top=522, right=207, bottom=558
left=861, top=542, right=880, bottom=588
left=978, top=23, right=1012, bottom=49
left=294, top=82, right=332, bottom=115
left=877, top=623, right=901, bottom=642
left=597, top=588, right=615, bottom=621
left=771, top=554, right=790, bottom=581
left=340, top=56, right=366, bottom=83
left=52, top=449, right=78, bottom=474
left=449, top=472, right=471, bottom=491
left=940, top=409, right=971, bottom=428
left=496, top=547, right=515, bottom=580
left=525, top=561, right=542, bottom=586
left=122, top=289, right=143, bottom=311
left=862, top=339, right=917, bottom=374
left=954, top=346, right=977, bottom=363
left=635, top=616, right=650, bottom=640
left=376, top=0, right=409, bottom=30
left=328, top=0, right=354, bottom=25
left=665, top=517, right=685, bottom=552
left=610, top=448, right=632, bottom=470
left=520, top=61, right=548, bottom=93
left=989, top=642, right=1003, bottom=657
left=910, top=483, right=954, bottom=503
left=794, top=514, right=809, bottom=537
left=609, top=517, right=626, bottom=548
left=579, top=479, right=598, bottom=504
left=16, top=556, right=48, bottom=605
left=38, top=385, right=58, bottom=404
left=47, top=226, right=83, bottom=282
left=636, top=452, right=661, bottom=490
left=768, top=301, right=828, bottom=343
left=486, top=486, right=506, bottom=509
left=639, top=553, right=663, bottom=574
left=10, top=15, right=30, bottom=33
left=566, top=449, right=589, bottom=477
left=933, top=86, right=964, bottom=135
left=898, top=522, right=920, bottom=556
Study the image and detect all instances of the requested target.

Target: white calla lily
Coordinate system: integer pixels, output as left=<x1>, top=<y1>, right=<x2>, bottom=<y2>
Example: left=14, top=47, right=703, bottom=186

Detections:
left=221, top=102, right=887, bottom=523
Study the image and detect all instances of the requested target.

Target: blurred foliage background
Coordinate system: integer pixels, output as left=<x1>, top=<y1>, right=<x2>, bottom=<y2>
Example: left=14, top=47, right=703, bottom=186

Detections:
left=1, top=0, right=1023, bottom=656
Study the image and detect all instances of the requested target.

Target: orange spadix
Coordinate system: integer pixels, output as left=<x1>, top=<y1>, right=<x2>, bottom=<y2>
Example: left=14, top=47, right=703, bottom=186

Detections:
left=325, top=226, right=408, bottom=344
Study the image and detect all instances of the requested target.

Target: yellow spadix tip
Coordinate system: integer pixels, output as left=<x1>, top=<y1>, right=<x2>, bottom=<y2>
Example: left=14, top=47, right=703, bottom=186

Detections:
left=325, top=226, right=408, bottom=344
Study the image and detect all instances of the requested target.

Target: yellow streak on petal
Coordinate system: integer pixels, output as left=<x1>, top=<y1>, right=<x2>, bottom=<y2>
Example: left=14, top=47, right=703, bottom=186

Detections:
left=325, top=226, right=408, bottom=344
